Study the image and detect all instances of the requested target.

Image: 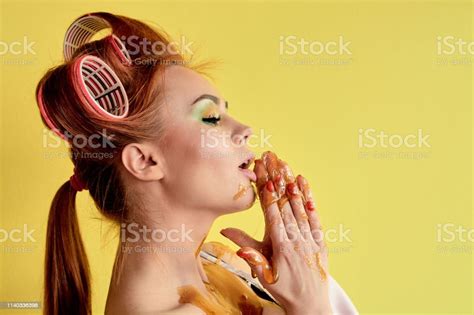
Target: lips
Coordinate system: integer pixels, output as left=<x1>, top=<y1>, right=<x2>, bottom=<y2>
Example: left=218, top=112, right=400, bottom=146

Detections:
left=238, top=154, right=257, bottom=182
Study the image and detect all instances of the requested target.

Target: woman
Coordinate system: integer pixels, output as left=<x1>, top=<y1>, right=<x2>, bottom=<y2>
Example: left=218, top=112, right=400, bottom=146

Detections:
left=37, top=12, right=357, bottom=315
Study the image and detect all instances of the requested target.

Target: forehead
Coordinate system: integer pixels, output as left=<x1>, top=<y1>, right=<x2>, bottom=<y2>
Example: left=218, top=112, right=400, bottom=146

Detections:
left=161, top=66, right=222, bottom=111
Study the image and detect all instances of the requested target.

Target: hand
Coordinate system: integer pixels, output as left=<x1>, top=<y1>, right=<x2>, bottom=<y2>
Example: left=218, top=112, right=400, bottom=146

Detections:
left=221, top=151, right=331, bottom=315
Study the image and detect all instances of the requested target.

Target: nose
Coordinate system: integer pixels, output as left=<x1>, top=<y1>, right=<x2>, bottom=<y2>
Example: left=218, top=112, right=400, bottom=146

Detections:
left=234, top=124, right=253, bottom=146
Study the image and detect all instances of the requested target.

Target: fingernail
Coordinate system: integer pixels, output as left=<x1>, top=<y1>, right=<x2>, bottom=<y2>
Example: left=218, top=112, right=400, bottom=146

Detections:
left=278, top=159, right=295, bottom=182
left=219, top=229, right=228, bottom=236
left=275, top=174, right=285, bottom=191
left=306, top=200, right=316, bottom=211
left=237, top=249, right=248, bottom=259
left=265, top=180, right=275, bottom=192
left=300, top=175, right=308, bottom=185
left=286, top=182, right=299, bottom=196
left=237, top=248, right=265, bottom=265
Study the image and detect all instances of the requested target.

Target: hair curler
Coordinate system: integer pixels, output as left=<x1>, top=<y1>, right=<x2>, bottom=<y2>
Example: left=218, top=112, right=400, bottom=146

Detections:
left=72, top=55, right=129, bottom=119
left=63, top=14, right=131, bottom=65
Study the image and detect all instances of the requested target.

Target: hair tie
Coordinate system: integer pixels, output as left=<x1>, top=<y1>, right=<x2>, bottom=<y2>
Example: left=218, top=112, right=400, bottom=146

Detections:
left=70, top=169, right=87, bottom=191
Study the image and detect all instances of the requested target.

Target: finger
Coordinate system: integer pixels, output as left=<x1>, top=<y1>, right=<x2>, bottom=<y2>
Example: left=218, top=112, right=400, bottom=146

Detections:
left=277, top=158, right=295, bottom=183
left=278, top=196, right=303, bottom=244
left=254, top=159, right=269, bottom=193
left=237, top=247, right=279, bottom=284
left=276, top=159, right=313, bottom=241
left=262, top=152, right=285, bottom=197
left=286, top=182, right=313, bottom=241
left=297, top=175, right=323, bottom=247
left=220, top=228, right=262, bottom=249
left=261, top=180, right=288, bottom=251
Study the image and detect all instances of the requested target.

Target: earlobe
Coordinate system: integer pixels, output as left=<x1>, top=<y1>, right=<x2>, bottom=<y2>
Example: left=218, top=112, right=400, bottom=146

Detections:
left=121, top=142, right=164, bottom=181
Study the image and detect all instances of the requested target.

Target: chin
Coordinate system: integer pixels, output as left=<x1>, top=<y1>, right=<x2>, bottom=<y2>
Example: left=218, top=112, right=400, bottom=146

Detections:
left=230, top=183, right=257, bottom=212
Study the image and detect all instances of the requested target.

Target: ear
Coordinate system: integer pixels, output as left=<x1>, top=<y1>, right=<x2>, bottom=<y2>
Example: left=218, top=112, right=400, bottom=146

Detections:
left=121, top=142, right=164, bottom=181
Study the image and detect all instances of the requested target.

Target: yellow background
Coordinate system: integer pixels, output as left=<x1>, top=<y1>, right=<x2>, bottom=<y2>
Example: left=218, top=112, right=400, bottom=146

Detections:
left=0, top=0, right=472, bottom=314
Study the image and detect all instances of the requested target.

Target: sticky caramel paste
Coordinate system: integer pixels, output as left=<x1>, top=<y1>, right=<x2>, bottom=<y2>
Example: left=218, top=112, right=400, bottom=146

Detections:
left=233, top=183, right=258, bottom=210
left=233, top=184, right=248, bottom=200
left=178, top=242, right=280, bottom=314
left=315, top=252, right=328, bottom=281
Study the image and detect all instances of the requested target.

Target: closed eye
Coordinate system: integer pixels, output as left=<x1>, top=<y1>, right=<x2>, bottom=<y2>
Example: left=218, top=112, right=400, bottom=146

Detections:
left=202, top=116, right=221, bottom=125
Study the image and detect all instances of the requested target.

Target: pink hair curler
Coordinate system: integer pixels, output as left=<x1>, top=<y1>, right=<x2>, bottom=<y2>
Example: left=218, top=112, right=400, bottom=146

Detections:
left=37, top=14, right=131, bottom=140
left=72, top=55, right=129, bottom=119
left=107, top=34, right=132, bottom=66
left=37, top=83, right=68, bottom=140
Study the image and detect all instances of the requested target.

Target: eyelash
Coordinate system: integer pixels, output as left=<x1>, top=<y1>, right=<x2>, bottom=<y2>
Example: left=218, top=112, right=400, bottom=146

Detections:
left=202, top=115, right=221, bottom=125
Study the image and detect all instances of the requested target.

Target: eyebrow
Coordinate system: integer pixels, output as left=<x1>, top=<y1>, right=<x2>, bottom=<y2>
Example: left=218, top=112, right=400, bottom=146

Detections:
left=192, top=94, right=228, bottom=109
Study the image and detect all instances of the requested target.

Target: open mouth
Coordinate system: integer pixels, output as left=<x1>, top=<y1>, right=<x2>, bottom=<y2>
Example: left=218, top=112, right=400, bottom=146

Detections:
left=238, top=155, right=257, bottom=182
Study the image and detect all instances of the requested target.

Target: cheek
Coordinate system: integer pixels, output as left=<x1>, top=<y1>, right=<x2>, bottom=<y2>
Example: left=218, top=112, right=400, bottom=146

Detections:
left=161, top=124, right=254, bottom=210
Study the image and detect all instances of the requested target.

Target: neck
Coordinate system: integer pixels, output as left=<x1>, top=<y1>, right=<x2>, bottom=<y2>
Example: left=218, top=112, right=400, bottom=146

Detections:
left=114, top=203, right=218, bottom=289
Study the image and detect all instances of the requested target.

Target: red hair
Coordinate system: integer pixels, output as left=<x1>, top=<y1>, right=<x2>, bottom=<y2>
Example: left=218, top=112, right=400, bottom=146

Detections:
left=37, top=12, right=185, bottom=315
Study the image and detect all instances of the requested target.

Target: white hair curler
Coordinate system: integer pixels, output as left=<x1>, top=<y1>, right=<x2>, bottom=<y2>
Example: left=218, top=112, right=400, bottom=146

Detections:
left=63, top=14, right=131, bottom=65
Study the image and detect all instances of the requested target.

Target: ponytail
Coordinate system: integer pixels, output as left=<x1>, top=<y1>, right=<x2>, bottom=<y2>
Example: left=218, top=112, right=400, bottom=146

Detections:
left=44, top=181, right=91, bottom=315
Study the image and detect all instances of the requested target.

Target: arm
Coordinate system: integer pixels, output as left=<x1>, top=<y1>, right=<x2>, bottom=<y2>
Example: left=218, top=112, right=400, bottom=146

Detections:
left=328, top=275, right=359, bottom=315
left=263, top=304, right=287, bottom=315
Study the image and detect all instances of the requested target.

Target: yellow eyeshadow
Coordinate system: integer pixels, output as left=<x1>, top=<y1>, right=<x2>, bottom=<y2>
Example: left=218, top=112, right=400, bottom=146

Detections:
left=202, top=105, right=220, bottom=118
left=192, top=99, right=220, bottom=121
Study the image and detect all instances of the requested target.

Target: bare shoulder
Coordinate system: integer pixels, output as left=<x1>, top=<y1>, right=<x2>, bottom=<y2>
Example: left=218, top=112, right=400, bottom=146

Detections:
left=262, top=304, right=286, bottom=315
left=106, top=302, right=205, bottom=315
left=157, top=303, right=206, bottom=315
